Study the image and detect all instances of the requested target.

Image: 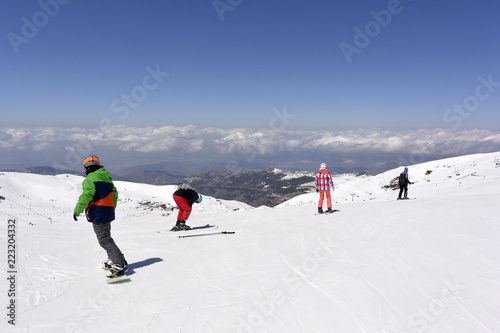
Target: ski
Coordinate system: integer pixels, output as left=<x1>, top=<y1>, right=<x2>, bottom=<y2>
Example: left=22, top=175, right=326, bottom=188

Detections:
left=155, top=225, right=218, bottom=235
left=178, top=231, right=235, bottom=238
left=191, top=224, right=218, bottom=230
left=170, top=224, right=218, bottom=232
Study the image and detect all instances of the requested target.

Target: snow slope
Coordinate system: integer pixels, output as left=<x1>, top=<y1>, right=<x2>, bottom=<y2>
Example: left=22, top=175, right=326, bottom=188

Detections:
left=1, top=151, right=500, bottom=333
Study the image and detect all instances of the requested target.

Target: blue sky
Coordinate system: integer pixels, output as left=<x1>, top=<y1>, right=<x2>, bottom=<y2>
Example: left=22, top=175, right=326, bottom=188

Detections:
left=1, top=0, right=500, bottom=172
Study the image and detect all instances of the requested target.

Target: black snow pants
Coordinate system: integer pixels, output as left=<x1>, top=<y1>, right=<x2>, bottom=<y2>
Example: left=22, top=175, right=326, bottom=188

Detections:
left=398, top=185, right=408, bottom=199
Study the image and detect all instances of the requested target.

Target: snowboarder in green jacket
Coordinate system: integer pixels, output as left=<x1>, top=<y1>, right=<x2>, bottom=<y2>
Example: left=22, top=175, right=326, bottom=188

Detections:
left=73, top=155, right=127, bottom=277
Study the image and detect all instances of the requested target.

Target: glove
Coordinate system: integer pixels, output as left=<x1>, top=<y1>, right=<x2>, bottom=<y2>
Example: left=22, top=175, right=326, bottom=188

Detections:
left=73, top=213, right=78, bottom=221
left=316, top=189, right=319, bottom=193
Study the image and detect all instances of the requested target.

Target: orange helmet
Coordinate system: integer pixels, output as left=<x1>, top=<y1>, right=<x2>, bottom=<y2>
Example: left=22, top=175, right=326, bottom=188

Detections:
left=83, top=155, right=101, bottom=168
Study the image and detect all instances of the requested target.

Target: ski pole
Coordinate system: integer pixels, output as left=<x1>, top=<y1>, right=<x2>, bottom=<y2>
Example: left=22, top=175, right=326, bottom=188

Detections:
left=178, top=231, right=235, bottom=238
left=387, top=187, right=397, bottom=200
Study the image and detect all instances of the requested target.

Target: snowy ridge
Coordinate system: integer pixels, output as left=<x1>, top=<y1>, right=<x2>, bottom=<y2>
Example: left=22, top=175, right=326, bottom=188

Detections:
left=0, top=152, right=499, bottom=332
left=279, top=151, right=500, bottom=207
left=273, top=168, right=315, bottom=181
left=0, top=173, right=251, bottom=226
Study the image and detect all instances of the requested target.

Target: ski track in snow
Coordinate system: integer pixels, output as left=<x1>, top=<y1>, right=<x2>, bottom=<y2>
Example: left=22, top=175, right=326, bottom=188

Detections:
left=1, top=151, right=500, bottom=332
left=280, top=254, right=372, bottom=333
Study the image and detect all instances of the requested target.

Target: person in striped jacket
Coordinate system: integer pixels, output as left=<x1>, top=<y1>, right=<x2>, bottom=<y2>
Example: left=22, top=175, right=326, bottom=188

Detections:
left=315, top=163, right=334, bottom=214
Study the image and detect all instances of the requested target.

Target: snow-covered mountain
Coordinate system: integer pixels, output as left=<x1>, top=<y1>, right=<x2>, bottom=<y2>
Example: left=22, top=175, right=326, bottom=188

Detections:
left=1, top=151, right=499, bottom=332
left=0, top=167, right=316, bottom=208
left=280, top=150, right=500, bottom=207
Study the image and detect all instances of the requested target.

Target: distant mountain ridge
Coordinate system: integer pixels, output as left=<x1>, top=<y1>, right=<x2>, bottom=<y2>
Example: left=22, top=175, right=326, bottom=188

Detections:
left=0, top=166, right=187, bottom=184
left=1, top=166, right=79, bottom=176
left=182, top=168, right=316, bottom=207
left=115, top=169, right=187, bottom=185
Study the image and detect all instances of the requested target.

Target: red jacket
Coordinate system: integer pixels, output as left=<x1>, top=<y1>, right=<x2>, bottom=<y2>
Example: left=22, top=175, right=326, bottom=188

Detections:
left=315, top=168, right=333, bottom=190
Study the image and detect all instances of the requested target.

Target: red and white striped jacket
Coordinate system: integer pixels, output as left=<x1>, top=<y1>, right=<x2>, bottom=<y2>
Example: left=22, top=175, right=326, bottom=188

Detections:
left=315, top=168, right=333, bottom=190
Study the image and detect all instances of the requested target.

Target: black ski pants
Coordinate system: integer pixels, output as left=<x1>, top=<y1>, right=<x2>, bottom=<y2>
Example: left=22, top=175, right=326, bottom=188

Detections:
left=398, top=185, right=408, bottom=199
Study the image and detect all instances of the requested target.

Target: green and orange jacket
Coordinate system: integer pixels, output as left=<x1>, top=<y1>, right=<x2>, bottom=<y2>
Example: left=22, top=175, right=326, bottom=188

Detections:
left=74, top=167, right=118, bottom=223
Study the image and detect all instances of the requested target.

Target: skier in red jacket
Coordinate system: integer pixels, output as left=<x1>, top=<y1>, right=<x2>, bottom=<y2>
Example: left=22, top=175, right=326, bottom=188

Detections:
left=315, top=163, right=334, bottom=214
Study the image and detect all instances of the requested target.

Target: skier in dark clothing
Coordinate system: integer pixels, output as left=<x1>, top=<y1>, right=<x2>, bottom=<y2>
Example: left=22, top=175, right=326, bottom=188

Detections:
left=73, top=155, right=127, bottom=277
left=397, top=167, right=414, bottom=200
left=171, top=183, right=203, bottom=231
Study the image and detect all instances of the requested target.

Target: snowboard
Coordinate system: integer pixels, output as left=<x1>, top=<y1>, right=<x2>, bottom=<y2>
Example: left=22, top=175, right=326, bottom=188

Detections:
left=314, top=209, right=340, bottom=215
left=100, top=264, right=130, bottom=284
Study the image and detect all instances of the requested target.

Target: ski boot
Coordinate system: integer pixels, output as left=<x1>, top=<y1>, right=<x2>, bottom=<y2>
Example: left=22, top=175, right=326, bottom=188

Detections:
left=170, top=220, right=183, bottom=231
left=109, top=258, right=128, bottom=277
left=179, top=220, right=192, bottom=230
left=171, top=220, right=192, bottom=231
left=102, top=259, right=128, bottom=274
left=327, top=208, right=334, bottom=213
left=108, top=264, right=127, bottom=277
left=318, top=207, right=323, bottom=214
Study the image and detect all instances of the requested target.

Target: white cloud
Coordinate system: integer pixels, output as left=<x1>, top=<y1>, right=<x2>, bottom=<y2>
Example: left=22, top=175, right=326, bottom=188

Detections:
left=1, top=126, right=500, bottom=170
left=32, top=142, right=52, bottom=152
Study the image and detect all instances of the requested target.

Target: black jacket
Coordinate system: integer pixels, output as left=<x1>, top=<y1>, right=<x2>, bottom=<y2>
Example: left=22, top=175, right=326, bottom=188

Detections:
left=398, top=172, right=410, bottom=187
left=173, top=189, right=200, bottom=206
